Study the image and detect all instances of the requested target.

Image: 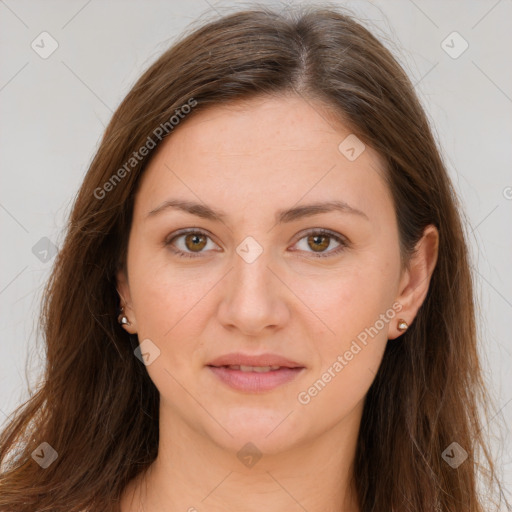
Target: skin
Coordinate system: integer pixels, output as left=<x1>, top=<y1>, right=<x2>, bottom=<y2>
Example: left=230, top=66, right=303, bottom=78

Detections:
left=117, top=94, right=439, bottom=512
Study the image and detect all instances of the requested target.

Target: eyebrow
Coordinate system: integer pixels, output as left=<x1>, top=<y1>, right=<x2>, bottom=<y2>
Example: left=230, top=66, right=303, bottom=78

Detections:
left=147, top=198, right=369, bottom=223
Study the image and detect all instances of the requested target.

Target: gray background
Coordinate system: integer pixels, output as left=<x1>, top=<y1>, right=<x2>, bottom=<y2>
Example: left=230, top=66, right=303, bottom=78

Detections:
left=1, top=0, right=510, bottom=499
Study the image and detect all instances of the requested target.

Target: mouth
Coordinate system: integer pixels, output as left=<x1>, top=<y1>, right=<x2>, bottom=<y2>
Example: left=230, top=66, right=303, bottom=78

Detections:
left=212, top=364, right=287, bottom=372
left=206, top=353, right=305, bottom=392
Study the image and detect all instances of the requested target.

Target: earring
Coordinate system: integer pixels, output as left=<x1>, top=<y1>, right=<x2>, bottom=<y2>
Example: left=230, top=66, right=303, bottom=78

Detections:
left=397, top=319, right=408, bottom=332
left=118, top=306, right=131, bottom=326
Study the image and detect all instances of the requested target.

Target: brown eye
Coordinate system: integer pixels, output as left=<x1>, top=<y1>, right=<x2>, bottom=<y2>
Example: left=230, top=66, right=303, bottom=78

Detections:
left=292, top=229, right=347, bottom=258
left=307, top=234, right=330, bottom=252
left=184, top=233, right=207, bottom=252
left=165, top=229, right=219, bottom=259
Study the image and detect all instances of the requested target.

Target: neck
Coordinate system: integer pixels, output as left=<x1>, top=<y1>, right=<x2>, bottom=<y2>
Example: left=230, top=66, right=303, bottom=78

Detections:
left=121, top=400, right=363, bottom=512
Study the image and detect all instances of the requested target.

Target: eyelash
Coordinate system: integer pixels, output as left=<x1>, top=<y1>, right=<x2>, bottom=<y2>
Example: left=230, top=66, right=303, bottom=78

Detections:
left=164, top=228, right=349, bottom=259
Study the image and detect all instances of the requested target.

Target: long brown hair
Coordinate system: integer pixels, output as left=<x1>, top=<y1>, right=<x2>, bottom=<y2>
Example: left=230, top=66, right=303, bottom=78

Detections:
left=0, top=5, right=506, bottom=511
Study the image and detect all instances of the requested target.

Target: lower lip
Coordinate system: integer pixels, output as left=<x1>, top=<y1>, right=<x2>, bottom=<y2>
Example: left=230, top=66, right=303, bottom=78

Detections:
left=207, top=366, right=304, bottom=392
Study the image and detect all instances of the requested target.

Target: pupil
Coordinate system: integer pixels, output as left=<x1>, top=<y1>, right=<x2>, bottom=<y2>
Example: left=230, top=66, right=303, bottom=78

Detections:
left=186, top=234, right=206, bottom=251
left=309, top=234, right=329, bottom=252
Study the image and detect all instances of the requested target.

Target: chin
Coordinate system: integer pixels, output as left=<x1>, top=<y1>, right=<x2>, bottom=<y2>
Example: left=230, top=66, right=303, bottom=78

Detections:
left=204, top=407, right=308, bottom=457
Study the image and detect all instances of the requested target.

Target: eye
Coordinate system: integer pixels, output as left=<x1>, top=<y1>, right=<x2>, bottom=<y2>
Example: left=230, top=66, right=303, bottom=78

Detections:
left=165, top=229, right=219, bottom=258
left=291, top=229, right=348, bottom=258
left=165, top=228, right=349, bottom=259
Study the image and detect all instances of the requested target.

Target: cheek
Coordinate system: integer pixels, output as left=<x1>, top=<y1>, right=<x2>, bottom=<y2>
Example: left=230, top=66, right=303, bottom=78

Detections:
left=293, top=253, right=398, bottom=401
left=296, top=341, right=384, bottom=427
left=296, top=256, right=398, bottom=339
left=127, top=242, right=204, bottom=329
left=294, top=266, right=395, bottom=417
left=127, top=255, right=222, bottom=379
left=127, top=261, right=213, bottom=389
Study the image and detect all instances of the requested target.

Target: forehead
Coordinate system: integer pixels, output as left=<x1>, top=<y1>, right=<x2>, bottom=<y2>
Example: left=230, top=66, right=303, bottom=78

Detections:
left=134, top=94, right=393, bottom=224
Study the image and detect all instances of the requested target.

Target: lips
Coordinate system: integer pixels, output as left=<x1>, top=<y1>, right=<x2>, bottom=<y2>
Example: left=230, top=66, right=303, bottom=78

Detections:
left=221, top=365, right=281, bottom=373
left=206, top=353, right=305, bottom=392
left=207, top=352, right=304, bottom=370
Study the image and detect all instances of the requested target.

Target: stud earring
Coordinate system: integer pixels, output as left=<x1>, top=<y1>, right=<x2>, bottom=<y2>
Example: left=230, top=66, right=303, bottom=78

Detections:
left=118, top=306, right=131, bottom=326
left=397, top=319, right=408, bottom=332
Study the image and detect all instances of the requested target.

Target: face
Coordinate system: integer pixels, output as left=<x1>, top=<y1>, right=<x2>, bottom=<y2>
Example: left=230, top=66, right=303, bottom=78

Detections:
left=117, top=94, right=414, bottom=456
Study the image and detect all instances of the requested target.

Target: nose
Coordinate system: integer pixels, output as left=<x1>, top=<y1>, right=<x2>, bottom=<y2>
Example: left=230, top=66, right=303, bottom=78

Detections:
left=216, top=246, right=290, bottom=336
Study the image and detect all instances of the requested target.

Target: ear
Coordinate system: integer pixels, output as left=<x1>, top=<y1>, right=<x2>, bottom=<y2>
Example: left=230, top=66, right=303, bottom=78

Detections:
left=388, top=224, right=439, bottom=340
left=116, top=267, right=138, bottom=334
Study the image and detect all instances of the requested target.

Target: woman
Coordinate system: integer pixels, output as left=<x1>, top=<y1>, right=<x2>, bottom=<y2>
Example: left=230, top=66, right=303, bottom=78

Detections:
left=0, top=5, right=506, bottom=511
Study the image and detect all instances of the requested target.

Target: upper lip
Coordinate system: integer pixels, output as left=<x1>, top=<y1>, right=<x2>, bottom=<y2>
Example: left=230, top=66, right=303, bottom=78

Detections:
left=207, top=353, right=304, bottom=368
